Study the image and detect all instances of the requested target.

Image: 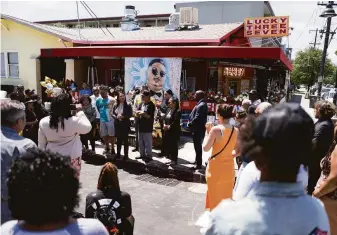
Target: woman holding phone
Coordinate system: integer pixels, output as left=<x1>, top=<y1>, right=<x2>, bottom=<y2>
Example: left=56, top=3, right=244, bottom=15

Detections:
left=38, top=94, right=92, bottom=177
left=203, top=104, right=238, bottom=211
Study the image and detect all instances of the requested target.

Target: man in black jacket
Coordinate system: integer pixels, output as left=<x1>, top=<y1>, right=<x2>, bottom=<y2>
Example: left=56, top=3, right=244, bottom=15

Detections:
left=188, top=90, right=208, bottom=169
left=308, top=100, right=335, bottom=195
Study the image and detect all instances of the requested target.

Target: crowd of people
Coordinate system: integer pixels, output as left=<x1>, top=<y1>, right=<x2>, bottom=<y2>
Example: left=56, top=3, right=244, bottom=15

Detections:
left=1, top=82, right=337, bottom=235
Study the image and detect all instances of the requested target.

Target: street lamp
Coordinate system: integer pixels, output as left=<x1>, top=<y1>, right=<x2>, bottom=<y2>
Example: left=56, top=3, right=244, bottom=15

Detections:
left=320, top=2, right=337, bottom=17
left=317, top=1, right=337, bottom=100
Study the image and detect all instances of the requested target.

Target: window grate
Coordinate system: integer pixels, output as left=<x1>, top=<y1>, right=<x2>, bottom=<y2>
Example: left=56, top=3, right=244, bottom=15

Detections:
left=135, top=174, right=181, bottom=187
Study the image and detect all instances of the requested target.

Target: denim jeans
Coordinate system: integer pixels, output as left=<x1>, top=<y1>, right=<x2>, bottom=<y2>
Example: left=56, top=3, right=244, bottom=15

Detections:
left=138, top=132, right=152, bottom=158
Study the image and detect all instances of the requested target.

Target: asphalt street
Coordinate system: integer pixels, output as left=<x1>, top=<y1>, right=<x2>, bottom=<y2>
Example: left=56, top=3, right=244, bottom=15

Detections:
left=78, top=161, right=207, bottom=235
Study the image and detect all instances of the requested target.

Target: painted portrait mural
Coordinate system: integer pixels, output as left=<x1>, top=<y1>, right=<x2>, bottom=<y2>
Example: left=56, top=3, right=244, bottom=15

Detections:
left=124, top=57, right=182, bottom=101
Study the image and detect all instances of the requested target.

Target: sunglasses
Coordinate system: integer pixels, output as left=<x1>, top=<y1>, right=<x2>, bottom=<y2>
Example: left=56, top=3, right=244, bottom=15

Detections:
left=152, top=67, right=166, bottom=78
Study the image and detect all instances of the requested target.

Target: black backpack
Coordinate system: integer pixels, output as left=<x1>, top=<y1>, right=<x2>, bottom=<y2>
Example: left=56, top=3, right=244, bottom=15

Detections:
left=93, top=198, right=123, bottom=235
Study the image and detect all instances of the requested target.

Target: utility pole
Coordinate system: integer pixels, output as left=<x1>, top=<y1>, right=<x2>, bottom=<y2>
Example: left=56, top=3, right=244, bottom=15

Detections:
left=317, top=1, right=337, bottom=100
left=309, top=28, right=321, bottom=48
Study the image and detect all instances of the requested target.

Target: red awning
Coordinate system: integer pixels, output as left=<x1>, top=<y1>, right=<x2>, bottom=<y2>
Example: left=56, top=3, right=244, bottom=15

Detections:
left=40, top=46, right=293, bottom=70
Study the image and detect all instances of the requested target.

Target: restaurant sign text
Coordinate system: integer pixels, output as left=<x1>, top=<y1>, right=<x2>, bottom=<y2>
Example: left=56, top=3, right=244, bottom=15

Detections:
left=244, top=16, right=289, bottom=37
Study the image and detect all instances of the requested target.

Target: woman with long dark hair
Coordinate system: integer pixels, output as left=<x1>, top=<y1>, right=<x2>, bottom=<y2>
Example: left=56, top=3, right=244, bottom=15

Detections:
left=162, top=97, right=181, bottom=165
left=38, top=93, right=92, bottom=177
left=85, top=163, right=134, bottom=235
left=112, top=92, right=132, bottom=160
left=79, top=96, right=97, bottom=152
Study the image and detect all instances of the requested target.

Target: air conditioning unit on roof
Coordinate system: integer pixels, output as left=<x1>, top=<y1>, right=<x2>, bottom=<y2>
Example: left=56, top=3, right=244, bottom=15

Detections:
left=179, top=7, right=198, bottom=27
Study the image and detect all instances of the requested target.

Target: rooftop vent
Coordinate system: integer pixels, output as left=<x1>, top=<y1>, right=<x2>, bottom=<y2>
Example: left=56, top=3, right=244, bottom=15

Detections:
left=165, top=7, right=199, bottom=31
left=165, top=13, right=180, bottom=31
left=121, top=5, right=140, bottom=31
left=179, top=7, right=198, bottom=28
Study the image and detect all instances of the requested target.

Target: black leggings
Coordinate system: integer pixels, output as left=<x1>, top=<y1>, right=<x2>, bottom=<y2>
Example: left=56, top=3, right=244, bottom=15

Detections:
left=81, top=121, right=96, bottom=151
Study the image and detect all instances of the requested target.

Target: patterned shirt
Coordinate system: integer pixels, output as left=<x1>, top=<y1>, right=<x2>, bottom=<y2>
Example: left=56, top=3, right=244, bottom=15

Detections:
left=96, top=96, right=113, bottom=122
left=318, top=153, right=337, bottom=200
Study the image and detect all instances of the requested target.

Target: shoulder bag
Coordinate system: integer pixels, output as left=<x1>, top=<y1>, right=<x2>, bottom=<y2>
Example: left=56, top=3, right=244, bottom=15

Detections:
left=209, top=126, right=234, bottom=160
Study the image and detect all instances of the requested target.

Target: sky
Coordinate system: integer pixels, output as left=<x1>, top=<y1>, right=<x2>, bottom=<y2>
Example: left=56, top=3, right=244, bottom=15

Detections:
left=1, top=1, right=337, bottom=64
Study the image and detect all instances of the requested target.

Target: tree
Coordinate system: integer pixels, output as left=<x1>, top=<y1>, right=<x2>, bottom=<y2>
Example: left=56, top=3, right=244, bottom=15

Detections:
left=291, top=47, right=335, bottom=88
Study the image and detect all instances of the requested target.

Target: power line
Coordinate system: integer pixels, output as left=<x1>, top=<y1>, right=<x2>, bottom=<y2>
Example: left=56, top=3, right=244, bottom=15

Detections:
left=80, top=1, right=114, bottom=37
left=328, top=26, right=337, bottom=46
left=79, top=1, right=107, bottom=36
left=309, top=28, right=321, bottom=48
left=75, top=1, right=83, bottom=39
left=291, top=7, right=318, bottom=47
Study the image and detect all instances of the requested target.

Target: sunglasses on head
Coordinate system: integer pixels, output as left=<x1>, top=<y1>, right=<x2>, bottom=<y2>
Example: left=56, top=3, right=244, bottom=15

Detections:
left=152, top=67, right=166, bottom=78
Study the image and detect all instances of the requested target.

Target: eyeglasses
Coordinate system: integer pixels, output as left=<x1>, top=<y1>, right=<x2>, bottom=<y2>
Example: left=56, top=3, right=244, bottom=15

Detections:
left=152, top=67, right=166, bottom=78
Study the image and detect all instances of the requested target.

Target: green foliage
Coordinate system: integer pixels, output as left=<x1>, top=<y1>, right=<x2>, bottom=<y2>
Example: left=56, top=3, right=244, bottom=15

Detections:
left=291, top=47, right=335, bottom=86
left=323, top=75, right=335, bottom=85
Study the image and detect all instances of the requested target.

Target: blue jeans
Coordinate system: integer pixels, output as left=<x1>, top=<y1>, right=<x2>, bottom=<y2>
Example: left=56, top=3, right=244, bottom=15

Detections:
left=138, top=132, right=152, bottom=158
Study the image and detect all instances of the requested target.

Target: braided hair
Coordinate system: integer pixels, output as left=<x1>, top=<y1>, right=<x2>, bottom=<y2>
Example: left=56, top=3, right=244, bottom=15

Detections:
left=49, top=94, right=72, bottom=131
left=8, top=148, right=80, bottom=225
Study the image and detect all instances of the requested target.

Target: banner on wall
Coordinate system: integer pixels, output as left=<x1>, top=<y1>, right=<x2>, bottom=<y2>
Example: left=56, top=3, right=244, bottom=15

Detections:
left=244, top=16, right=289, bottom=38
left=124, top=57, right=182, bottom=101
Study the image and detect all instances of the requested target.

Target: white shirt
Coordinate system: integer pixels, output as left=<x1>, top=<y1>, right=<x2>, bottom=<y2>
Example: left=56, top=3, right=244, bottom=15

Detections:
left=1, top=218, right=109, bottom=235
left=117, top=103, right=124, bottom=115
left=38, top=111, right=92, bottom=159
left=233, top=162, right=308, bottom=201
left=206, top=182, right=330, bottom=235
left=90, top=94, right=101, bottom=119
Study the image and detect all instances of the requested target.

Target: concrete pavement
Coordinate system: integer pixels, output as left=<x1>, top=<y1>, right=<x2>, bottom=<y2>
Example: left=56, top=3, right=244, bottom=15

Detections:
left=86, top=94, right=317, bottom=184
left=78, top=162, right=207, bottom=235
left=288, top=92, right=316, bottom=122
left=86, top=134, right=213, bottom=183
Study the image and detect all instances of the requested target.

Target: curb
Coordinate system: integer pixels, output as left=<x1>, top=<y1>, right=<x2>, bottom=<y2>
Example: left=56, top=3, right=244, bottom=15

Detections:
left=84, top=152, right=206, bottom=184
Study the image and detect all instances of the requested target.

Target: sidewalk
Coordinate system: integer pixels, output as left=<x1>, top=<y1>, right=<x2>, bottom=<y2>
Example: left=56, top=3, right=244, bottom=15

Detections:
left=86, top=135, right=212, bottom=183
left=289, top=93, right=316, bottom=122
left=299, top=95, right=316, bottom=122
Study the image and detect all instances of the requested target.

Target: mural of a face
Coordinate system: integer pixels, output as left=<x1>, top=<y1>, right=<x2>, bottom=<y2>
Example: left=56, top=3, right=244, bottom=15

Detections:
left=147, top=62, right=166, bottom=93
